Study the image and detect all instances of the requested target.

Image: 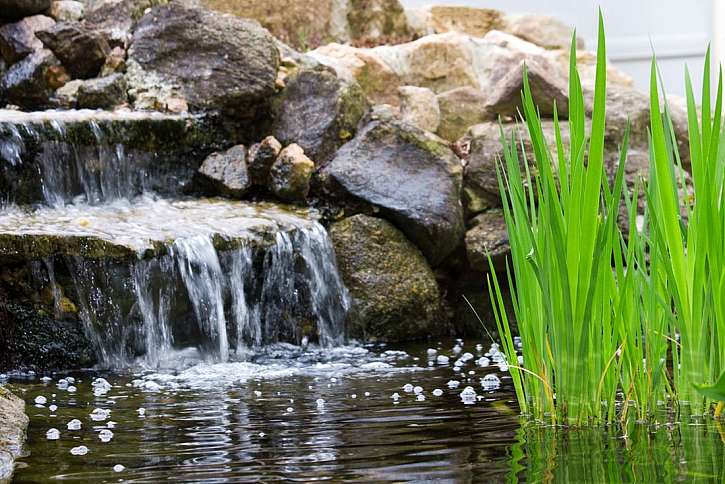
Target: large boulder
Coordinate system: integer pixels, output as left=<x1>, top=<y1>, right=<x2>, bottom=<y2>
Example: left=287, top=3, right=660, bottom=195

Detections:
left=198, top=0, right=411, bottom=50
left=127, top=3, right=279, bottom=115
left=0, top=0, right=51, bottom=20
left=0, top=49, right=68, bottom=108
left=464, top=209, right=509, bottom=273
left=322, top=118, right=464, bottom=266
left=196, top=144, right=251, bottom=198
left=0, top=386, right=28, bottom=482
left=329, top=214, right=445, bottom=342
left=271, top=68, right=369, bottom=164
left=0, top=15, right=55, bottom=65
left=436, top=86, right=493, bottom=141
left=502, top=14, right=583, bottom=50
left=76, top=72, right=127, bottom=109
left=36, top=22, right=110, bottom=79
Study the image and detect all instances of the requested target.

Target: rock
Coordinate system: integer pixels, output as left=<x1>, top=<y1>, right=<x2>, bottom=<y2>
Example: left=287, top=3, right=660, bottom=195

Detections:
left=48, top=0, right=85, bottom=22
left=247, top=135, right=282, bottom=186
left=0, top=15, right=55, bottom=64
left=407, top=5, right=503, bottom=37
left=464, top=209, right=509, bottom=273
left=198, top=0, right=410, bottom=50
left=271, top=68, right=369, bottom=164
left=484, top=56, right=568, bottom=118
left=196, top=144, right=251, bottom=198
left=82, top=0, right=161, bottom=48
left=0, top=0, right=51, bottom=20
left=346, top=0, right=411, bottom=46
left=76, top=73, right=127, bottom=109
left=322, top=119, right=464, bottom=265
left=502, top=14, right=583, bottom=50
left=36, top=22, right=110, bottom=79
left=398, top=85, right=439, bottom=132
left=461, top=120, right=568, bottom=214
left=100, top=46, right=125, bottom=76
left=0, top=49, right=68, bottom=108
left=436, top=87, right=493, bottom=141
left=0, top=386, right=28, bottom=482
left=329, top=214, right=445, bottom=342
left=308, top=43, right=401, bottom=105
left=269, top=143, right=314, bottom=202
left=51, top=77, right=82, bottom=107
left=127, top=3, right=279, bottom=115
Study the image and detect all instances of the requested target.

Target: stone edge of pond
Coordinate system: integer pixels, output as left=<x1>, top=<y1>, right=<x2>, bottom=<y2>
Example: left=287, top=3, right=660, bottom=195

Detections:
left=0, top=386, right=28, bottom=482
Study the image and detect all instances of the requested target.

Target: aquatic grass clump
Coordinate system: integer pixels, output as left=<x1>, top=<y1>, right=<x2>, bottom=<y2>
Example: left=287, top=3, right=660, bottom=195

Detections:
left=487, top=13, right=671, bottom=424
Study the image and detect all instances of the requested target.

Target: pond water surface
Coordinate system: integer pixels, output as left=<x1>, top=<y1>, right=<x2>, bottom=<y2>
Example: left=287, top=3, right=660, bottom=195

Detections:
left=5, top=340, right=725, bottom=483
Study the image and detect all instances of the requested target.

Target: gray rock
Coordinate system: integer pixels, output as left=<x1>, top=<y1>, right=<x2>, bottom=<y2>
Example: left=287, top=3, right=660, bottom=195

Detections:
left=485, top=57, right=568, bottom=118
left=464, top=208, right=509, bottom=273
left=76, top=73, right=127, bottom=109
left=36, top=22, right=110, bottom=79
left=271, top=68, right=369, bottom=165
left=0, top=15, right=55, bottom=64
left=269, top=143, right=314, bottom=202
left=83, top=0, right=159, bottom=48
left=398, top=85, right=440, bottom=132
left=247, top=135, right=282, bottom=186
left=0, top=0, right=51, bottom=20
left=127, top=3, right=279, bottom=115
left=48, top=0, right=85, bottom=22
left=0, top=48, right=68, bottom=108
left=436, top=86, right=493, bottom=142
left=196, top=144, right=251, bottom=198
left=322, top=119, right=464, bottom=266
left=0, top=386, right=28, bottom=482
left=502, top=13, right=583, bottom=50
left=329, top=214, right=445, bottom=342
left=51, top=77, right=82, bottom=107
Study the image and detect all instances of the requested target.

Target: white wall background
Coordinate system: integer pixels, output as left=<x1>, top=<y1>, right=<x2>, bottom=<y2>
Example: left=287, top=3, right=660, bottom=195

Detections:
left=401, top=0, right=718, bottom=97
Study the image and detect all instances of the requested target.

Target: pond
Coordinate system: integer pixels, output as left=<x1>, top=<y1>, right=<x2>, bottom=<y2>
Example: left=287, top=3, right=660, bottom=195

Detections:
left=5, top=340, right=725, bottom=483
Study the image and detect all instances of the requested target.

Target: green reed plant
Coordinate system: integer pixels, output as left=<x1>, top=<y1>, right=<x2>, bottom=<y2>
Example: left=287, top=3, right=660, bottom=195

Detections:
left=487, top=13, right=671, bottom=424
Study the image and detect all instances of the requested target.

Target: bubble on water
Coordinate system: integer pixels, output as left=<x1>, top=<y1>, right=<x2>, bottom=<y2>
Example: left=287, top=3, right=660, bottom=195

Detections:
left=316, top=398, right=325, bottom=407
left=390, top=392, right=400, bottom=400
left=475, top=344, right=483, bottom=352
left=477, top=357, right=490, bottom=367
left=70, top=445, right=88, bottom=456
left=286, top=407, right=294, bottom=413
left=137, top=408, right=146, bottom=416
left=432, top=389, right=443, bottom=397
left=416, top=394, right=425, bottom=401
left=107, top=421, right=116, bottom=429
left=481, top=374, right=501, bottom=391
left=364, top=392, right=370, bottom=397
left=460, top=352, right=474, bottom=362
left=330, top=378, right=337, bottom=383
left=460, top=386, right=477, bottom=405
left=518, top=355, right=524, bottom=365
left=113, top=464, right=125, bottom=472
left=90, top=408, right=110, bottom=421
left=498, top=362, right=509, bottom=372
left=426, top=348, right=438, bottom=357
left=351, top=394, right=357, bottom=399
left=57, top=379, right=69, bottom=390
left=254, top=390, right=262, bottom=397
left=446, top=380, right=460, bottom=389
left=259, top=432, right=265, bottom=437
left=413, top=386, right=423, bottom=394
left=98, top=429, right=114, bottom=442
left=452, top=345, right=462, bottom=354
left=436, top=355, right=450, bottom=365
left=67, top=419, right=82, bottom=430
left=402, top=383, right=414, bottom=393
left=46, top=428, right=60, bottom=440
left=40, top=376, right=52, bottom=383
left=49, top=404, right=58, bottom=412
left=92, top=377, right=112, bottom=393
left=66, top=377, right=75, bottom=384
left=468, top=370, right=475, bottom=375
left=67, top=385, right=77, bottom=393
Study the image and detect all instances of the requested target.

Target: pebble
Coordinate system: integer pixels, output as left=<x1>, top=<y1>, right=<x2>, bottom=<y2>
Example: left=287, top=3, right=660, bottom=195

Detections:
left=67, top=419, right=82, bottom=430
left=46, top=428, right=60, bottom=440
left=113, top=464, right=125, bottom=472
left=70, top=445, right=89, bottom=456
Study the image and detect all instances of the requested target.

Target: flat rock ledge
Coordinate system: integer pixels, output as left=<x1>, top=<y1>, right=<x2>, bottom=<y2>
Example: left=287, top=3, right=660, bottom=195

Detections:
left=0, top=197, right=318, bottom=261
left=0, top=386, right=28, bottom=482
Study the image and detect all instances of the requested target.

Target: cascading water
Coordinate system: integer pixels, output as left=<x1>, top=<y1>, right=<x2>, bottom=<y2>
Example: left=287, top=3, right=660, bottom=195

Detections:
left=0, top=111, right=351, bottom=369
